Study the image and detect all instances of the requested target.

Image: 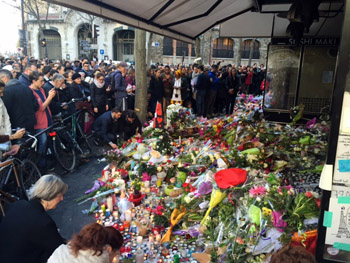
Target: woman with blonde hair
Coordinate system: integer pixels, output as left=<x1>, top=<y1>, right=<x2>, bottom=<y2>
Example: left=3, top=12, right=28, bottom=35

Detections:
left=0, top=174, right=67, bottom=263
left=48, top=223, right=123, bottom=263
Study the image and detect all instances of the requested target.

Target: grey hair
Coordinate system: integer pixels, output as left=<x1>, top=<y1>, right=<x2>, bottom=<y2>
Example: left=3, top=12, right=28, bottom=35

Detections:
left=0, top=69, right=13, bottom=80
left=52, top=74, right=65, bottom=82
left=29, top=174, right=68, bottom=201
left=117, top=62, right=127, bottom=69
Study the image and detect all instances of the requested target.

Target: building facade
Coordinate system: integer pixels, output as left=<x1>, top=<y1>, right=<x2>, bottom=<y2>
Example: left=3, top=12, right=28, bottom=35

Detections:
left=26, top=8, right=269, bottom=66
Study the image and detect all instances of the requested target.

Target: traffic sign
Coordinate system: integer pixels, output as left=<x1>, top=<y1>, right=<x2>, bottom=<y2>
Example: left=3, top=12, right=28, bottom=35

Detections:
left=154, top=42, right=159, bottom=47
left=100, top=49, right=104, bottom=55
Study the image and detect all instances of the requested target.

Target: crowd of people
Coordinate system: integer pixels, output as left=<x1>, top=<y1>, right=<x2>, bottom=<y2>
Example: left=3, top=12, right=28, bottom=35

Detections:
left=0, top=56, right=266, bottom=168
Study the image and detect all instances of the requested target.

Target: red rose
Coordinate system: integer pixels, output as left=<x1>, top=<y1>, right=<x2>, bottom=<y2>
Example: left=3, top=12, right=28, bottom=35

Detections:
left=305, top=191, right=313, bottom=198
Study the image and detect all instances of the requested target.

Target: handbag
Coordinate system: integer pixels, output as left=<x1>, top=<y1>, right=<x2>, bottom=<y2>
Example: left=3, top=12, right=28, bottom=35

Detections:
left=75, top=101, right=91, bottom=110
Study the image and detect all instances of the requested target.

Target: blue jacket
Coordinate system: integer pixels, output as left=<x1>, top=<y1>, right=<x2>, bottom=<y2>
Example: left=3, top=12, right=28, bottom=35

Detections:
left=209, top=71, right=219, bottom=90
left=113, top=70, right=127, bottom=99
left=93, top=111, right=114, bottom=143
left=18, top=74, right=31, bottom=88
left=195, top=72, right=210, bottom=92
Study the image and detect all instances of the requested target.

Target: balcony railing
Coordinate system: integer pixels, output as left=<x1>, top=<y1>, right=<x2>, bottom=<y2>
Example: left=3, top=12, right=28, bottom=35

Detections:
left=212, top=49, right=234, bottom=58
left=241, top=50, right=260, bottom=59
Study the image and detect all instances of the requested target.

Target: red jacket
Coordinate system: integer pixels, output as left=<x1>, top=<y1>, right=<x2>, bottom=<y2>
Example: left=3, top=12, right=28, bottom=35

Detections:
left=30, top=87, right=52, bottom=130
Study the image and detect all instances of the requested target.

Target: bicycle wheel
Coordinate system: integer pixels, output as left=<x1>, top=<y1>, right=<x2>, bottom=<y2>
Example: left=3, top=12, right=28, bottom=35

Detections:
left=53, top=131, right=76, bottom=171
left=0, top=163, right=28, bottom=201
left=20, top=159, right=41, bottom=193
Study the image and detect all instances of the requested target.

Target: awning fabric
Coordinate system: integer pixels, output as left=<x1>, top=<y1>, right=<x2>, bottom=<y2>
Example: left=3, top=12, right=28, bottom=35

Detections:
left=46, top=0, right=256, bottom=43
left=45, top=0, right=344, bottom=42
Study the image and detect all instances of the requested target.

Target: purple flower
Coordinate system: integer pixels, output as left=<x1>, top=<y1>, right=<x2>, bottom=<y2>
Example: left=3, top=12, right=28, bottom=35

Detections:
left=198, top=182, right=213, bottom=196
left=272, top=211, right=287, bottom=232
left=306, top=117, right=317, bottom=129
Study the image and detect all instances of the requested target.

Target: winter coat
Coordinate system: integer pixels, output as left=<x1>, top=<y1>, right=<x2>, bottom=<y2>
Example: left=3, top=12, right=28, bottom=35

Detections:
left=0, top=199, right=65, bottom=263
left=0, top=98, right=11, bottom=137
left=112, top=70, right=127, bottom=99
left=18, top=73, right=31, bottom=87
left=195, top=72, right=210, bottom=92
left=48, top=244, right=110, bottom=263
left=226, top=74, right=241, bottom=93
left=90, top=82, right=108, bottom=109
left=149, top=75, right=164, bottom=102
left=2, top=79, right=38, bottom=132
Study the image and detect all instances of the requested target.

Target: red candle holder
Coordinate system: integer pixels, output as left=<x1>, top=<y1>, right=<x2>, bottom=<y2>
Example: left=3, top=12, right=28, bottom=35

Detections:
left=123, top=221, right=130, bottom=228
left=119, top=225, right=125, bottom=232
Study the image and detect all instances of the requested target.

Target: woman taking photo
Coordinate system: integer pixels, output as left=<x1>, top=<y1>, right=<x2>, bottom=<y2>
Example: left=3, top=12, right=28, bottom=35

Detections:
left=48, top=223, right=123, bottom=263
left=91, top=72, right=109, bottom=118
left=0, top=174, right=67, bottom=263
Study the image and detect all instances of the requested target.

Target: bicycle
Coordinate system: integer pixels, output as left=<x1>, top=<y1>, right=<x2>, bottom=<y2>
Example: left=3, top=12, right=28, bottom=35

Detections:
left=0, top=157, right=32, bottom=218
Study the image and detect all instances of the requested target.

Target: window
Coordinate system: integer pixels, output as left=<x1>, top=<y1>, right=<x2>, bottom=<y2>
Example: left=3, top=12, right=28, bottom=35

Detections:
left=163, top=37, right=173, bottom=56
left=122, top=31, right=134, bottom=55
left=241, top=39, right=260, bottom=59
left=212, top=38, right=234, bottom=58
left=176, top=40, right=189, bottom=56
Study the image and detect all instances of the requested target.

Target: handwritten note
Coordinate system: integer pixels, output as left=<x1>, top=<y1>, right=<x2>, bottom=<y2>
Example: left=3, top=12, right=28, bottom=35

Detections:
left=333, top=135, right=350, bottom=184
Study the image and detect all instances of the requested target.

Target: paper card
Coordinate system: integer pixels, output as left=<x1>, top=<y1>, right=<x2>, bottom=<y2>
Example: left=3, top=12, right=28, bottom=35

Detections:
left=332, top=185, right=350, bottom=198
left=325, top=197, right=350, bottom=245
left=333, top=135, right=350, bottom=184
left=319, top=164, right=333, bottom=191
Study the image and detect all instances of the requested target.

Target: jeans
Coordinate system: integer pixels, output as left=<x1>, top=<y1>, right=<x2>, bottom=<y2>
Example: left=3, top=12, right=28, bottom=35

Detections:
left=206, top=89, right=217, bottom=117
left=196, top=90, right=207, bottom=117
left=115, top=97, right=127, bottom=111
left=35, top=128, right=48, bottom=168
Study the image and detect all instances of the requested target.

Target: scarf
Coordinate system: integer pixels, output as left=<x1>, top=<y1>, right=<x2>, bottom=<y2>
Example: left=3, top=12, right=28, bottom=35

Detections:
left=94, top=78, right=105, bottom=89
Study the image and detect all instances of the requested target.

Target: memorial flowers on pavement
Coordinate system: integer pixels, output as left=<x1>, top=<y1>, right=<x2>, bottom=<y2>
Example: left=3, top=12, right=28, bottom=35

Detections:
left=78, top=95, right=329, bottom=262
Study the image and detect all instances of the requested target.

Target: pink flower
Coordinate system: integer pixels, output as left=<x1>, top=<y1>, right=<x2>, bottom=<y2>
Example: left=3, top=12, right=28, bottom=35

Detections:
left=249, top=185, right=267, bottom=197
left=272, top=211, right=287, bottom=232
left=142, top=172, right=151, bottom=182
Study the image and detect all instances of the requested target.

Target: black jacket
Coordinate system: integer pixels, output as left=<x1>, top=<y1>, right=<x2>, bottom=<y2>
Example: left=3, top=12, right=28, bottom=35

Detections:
left=93, top=111, right=115, bottom=143
left=2, top=79, right=39, bottom=132
left=115, top=111, right=142, bottom=140
left=149, top=75, right=164, bottom=102
left=0, top=199, right=65, bottom=263
left=43, top=81, right=62, bottom=116
left=226, top=74, right=241, bottom=92
left=18, top=73, right=31, bottom=88
left=90, top=82, right=107, bottom=108
left=195, top=72, right=210, bottom=92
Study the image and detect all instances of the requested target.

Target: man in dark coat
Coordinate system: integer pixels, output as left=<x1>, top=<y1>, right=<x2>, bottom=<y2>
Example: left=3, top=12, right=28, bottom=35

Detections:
left=19, top=64, right=36, bottom=87
left=115, top=110, right=142, bottom=141
left=0, top=69, right=38, bottom=133
left=93, top=107, right=122, bottom=149
left=112, top=62, right=127, bottom=111
left=195, top=65, right=210, bottom=117
left=43, top=74, right=67, bottom=116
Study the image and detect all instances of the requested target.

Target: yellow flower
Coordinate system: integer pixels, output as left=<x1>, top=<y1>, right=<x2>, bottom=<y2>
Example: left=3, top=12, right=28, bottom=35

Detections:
left=157, top=166, right=162, bottom=172
left=262, top=207, right=272, bottom=217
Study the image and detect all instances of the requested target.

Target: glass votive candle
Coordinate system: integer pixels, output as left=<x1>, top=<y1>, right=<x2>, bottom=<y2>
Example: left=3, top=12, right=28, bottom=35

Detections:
left=137, top=236, right=143, bottom=244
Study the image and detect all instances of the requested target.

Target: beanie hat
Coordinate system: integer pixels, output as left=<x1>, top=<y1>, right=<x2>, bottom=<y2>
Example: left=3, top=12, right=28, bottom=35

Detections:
left=72, top=72, right=81, bottom=80
left=214, top=168, right=247, bottom=189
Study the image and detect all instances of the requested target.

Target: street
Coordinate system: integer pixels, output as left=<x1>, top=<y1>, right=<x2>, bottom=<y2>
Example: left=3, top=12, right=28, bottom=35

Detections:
left=47, top=157, right=106, bottom=240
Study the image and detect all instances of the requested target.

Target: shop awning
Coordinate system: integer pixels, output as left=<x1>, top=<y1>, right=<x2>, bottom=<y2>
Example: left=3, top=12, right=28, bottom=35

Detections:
left=46, top=0, right=256, bottom=43
left=220, top=1, right=344, bottom=37
left=46, top=0, right=344, bottom=42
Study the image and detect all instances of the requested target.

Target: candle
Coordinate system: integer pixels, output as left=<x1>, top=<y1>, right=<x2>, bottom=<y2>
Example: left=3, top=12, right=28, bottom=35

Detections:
left=107, top=197, right=113, bottom=211
left=156, top=234, right=161, bottom=242
left=144, top=181, right=150, bottom=188
left=137, top=236, right=143, bottom=244
left=111, top=167, right=116, bottom=176
left=101, top=204, right=106, bottom=214
left=104, top=171, right=110, bottom=180
left=149, top=235, right=154, bottom=244
left=112, top=211, right=119, bottom=220
left=135, top=248, right=144, bottom=263
left=125, top=210, right=132, bottom=222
